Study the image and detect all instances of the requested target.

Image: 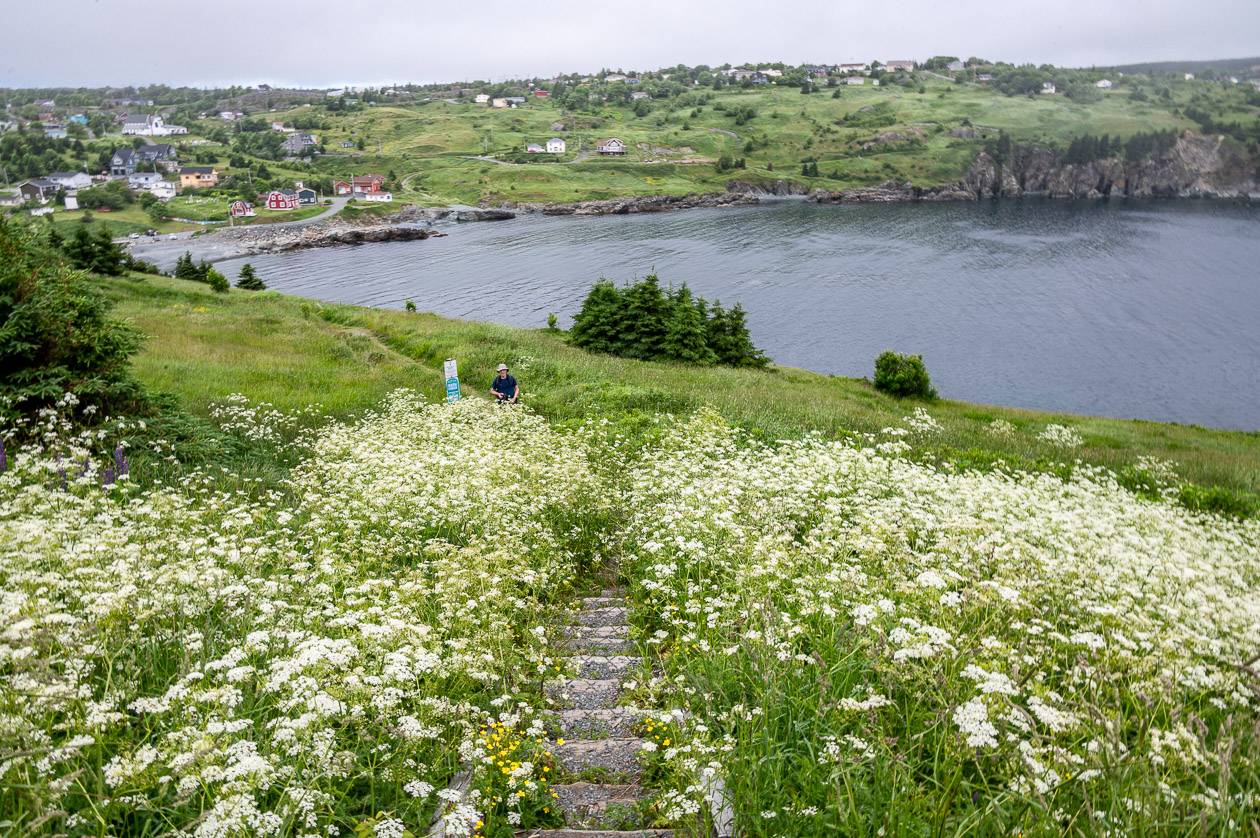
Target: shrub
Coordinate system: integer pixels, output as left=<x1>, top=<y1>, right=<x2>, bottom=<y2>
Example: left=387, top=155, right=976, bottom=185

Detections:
left=206, top=267, right=230, bottom=293
left=873, top=350, right=937, bottom=398
left=0, top=217, right=142, bottom=420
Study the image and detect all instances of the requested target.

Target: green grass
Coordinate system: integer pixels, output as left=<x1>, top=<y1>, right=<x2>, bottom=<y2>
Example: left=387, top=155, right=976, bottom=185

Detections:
left=103, top=273, right=1260, bottom=513
left=268, top=77, right=1260, bottom=205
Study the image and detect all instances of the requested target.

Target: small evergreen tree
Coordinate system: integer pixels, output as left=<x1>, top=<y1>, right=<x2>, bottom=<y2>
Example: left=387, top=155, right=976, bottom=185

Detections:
left=708, top=302, right=767, bottom=367
left=236, top=263, right=266, bottom=290
left=620, top=274, right=670, bottom=360
left=174, top=251, right=200, bottom=281
left=46, top=226, right=64, bottom=252
left=662, top=285, right=717, bottom=364
left=195, top=260, right=213, bottom=283
left=63, top=226, right=96, bottom=270
left=206, top=268, right=230, bottom=294
left=89, top=227, right=125, bottom=276
left=569, top=280, right=625, bottom=354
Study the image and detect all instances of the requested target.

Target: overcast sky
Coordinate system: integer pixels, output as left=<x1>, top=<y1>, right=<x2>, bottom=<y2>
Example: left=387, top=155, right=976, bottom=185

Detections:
left=3, top=0, right=1258, bottom=89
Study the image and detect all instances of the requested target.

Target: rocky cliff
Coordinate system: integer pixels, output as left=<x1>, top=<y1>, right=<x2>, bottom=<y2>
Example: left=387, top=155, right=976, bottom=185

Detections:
left=963, top=131, right=1257, bottom=200
left=813, top=131, right=1257, bottom=203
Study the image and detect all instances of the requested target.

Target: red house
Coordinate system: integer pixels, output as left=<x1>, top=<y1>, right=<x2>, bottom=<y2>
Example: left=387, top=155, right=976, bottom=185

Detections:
left=334, top=174, right=386, bottom=195
left=266, top=189, right=299, bottom=210
left=533, top=90, right=550, bottom=97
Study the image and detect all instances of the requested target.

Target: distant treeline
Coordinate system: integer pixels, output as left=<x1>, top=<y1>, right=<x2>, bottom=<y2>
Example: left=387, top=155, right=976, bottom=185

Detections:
left=569, top=274, right=767, bottom=367
left=1063, top=130, right=1179, bottom=164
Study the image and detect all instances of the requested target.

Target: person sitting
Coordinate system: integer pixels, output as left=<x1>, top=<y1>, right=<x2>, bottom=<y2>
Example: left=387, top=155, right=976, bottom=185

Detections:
left=490, top=363, right=519, bottom=404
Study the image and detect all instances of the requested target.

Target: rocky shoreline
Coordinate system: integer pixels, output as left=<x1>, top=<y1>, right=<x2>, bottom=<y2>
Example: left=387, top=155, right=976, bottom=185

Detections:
left=501, top=191, right=760, bottom=215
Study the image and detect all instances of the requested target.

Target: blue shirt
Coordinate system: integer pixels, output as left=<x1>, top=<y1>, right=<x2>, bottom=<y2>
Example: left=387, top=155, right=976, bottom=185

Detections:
left=491, top=374, right=517, bottom=399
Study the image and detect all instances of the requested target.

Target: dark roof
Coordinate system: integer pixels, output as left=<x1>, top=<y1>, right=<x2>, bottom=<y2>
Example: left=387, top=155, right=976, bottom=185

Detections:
left=296, top=185, right=316, bottom=193
left=112, top=148, right=135, bottom=162
left=47, top=171, right=78, bottom=179
left=137, top=143, right=174, bottom=159
left=180, top=166, right=215, bottom=174
left=273, top=188, right=297, bottom=196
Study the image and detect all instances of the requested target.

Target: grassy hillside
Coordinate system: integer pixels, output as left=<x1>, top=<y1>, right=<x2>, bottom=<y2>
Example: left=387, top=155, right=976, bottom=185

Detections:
left=253, top=74, right=1260, bottom=205
left=103, top=273, right=1260, bottom=514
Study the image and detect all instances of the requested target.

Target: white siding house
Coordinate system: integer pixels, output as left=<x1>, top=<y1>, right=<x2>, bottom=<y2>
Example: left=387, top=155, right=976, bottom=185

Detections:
left=546, top=137, right=566, bottom=154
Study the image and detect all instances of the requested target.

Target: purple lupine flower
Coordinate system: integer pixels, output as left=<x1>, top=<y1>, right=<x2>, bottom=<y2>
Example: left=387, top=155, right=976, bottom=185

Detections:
left=115, top=444, right=126, bottom=476
left=0, top=439, right=6, bottom=473
left=102, top=466, right=115, bottom=488
left=79, top=457, right=90, bottom=479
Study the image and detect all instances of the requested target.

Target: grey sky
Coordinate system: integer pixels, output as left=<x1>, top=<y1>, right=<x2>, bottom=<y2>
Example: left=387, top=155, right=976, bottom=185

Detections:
left=3, top=0, right=1257, bottom=88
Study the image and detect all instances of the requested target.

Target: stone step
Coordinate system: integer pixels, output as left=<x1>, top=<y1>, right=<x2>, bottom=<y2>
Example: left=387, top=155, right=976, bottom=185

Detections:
left=557, top=707, right=644, bottom=739
left=600, top=588, right=625, bottom=598
left=579, top=596, right=624, bottom=609
left=573, top=654, right=640, bottom=680
left=514, top=826, right=675, bottom=831
left=546, top=678, right=623, bottom=710
left=553, top=737, right=645, bottom=781
left=576, top=606, right=630, bottom=627
left=566, top=625, right=633, bottom=654
left=553, top=782, right=649, bottom=829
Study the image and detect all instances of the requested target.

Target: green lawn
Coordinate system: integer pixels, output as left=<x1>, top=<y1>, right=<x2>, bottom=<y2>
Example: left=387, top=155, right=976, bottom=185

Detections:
left=103, top=273, right=1260, bottom=513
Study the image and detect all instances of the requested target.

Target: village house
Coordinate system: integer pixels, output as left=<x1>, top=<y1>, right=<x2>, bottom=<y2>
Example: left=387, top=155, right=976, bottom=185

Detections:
left=838, top=62, right=870, bottom=74
left=947, top=60, right=966, bottom=72
left=281, top=133, right=319, bottom=155
left=0, top=191, right=23, bottom=208
left=883, top=60, right=916, bottom=72
left=631, top=90, right=650, bottom=101
left=491, top=98, right=508, bottom=109
left=136, top=144, right=178, bottom=170
left=1095, top=79, right=1113, bottom=89
left=533, top=89, right=550, bottom=97
left=43, top=124, right=67, bottom=139
left=846, top=76, right=866, bottom=85
left=110, top=148, right=137, bottom=177
left=47, top=171, right=92, bottom=190
left=525, top=143, right=545, bottom=153
left=355, top=190, right=393, bottom=202
left=229, top=200, right=255, bottom=217
left=149, top=180, right=177, bottom=201
left=596, top=137, right=627, bottom=155
left=68, top=114, right=88, bottom=125
left=266, top=188, right=299, bottom=210
left=219, top=110, right=244, bottom=121
left=179, top=166, right=219, bottom=189
left=546, top=137, right=566, bottom=154
left=976, top=73, right=994, bottom=83
left=1041, top=81, right=1056, bottom=94
left=475, top=93, right=490, bottom=104
left=296, top=183, right=318, bottom=204
left=271, top=121, right=292, bottom=132
left=505, top=96, right=526, bottom=106
left=1184, top=73, right=1195, bottom=81
left=334, top=174, right=386, bottom=195
left=127, top=171, right=164, bottom=189
left=605, top=74, right=627, bottom=82
left=17, top=179, right=59, bottom=204
left=871, top=79, right=881, bottom=86
left=122, top=114, right=187, bottom=136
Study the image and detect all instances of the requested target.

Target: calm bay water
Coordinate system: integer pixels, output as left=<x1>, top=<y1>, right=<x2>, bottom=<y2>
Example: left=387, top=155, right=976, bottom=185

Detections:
left=218, top=200, right=1260, bottom=429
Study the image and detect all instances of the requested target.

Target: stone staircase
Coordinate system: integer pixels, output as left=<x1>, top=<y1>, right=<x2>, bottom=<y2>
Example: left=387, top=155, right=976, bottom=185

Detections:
left=430, top=585, right=733, bottom=838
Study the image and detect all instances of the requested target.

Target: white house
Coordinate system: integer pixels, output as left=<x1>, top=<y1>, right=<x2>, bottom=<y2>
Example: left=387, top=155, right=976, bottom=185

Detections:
left=761, top=68, right=783, bottom=78
left=0, top=191, right=22, bottom=207
left=356, top=190, right=393, bottom=203
left=605, top=74, right=627, bottom=82
left=43, top=124, right=67, bottom=139
left=491, top=98, right=508, bottom=109
left=47, top=171, right=92, bottom=190
left=596, top=137, right=626, bottom=155
left=128, top=171, right=164, bottom=189
left=149, top=181, right=177, bottom=201
left=1041, top=82, right=1056, bottom=94
left=838, top=62, right=869, bottom=74
left=546, top=137, right=566, bottom=154
left=1184, top=73, right=1195, bottom=81
left=947, top=60, right=966, bottom=72
left=475, top=93, right=490, bottom=104
left=845, top=76, right=866, bottom=85
left=1095, top=79, right=1113, bottom=89
left=121, top=114, right=187, bottom=136
left=631, top=90, right=649, bottom=100
left=883, top=60, right=915, bottom=71
left=525, top=143, right=545, bottom=153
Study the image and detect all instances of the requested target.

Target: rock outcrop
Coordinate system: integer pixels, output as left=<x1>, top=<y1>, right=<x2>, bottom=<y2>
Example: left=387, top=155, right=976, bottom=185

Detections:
left=811, top=132, right=1257, bottom=204
left=724, top=179, right=812, bottom=196
left=507, top=191, right=759, bottom=215
left=961, top=131, right=1258, bottom=200
left=211, top=221, right=438, bottom=255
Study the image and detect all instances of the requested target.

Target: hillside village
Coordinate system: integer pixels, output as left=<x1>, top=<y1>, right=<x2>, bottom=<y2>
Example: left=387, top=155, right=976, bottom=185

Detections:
left=2, top=56, right=1259, bottom=229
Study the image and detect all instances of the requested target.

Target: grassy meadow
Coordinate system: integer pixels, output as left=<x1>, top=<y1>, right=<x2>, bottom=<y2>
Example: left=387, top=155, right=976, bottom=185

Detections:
left=104, top=273, right=1259, bottom=512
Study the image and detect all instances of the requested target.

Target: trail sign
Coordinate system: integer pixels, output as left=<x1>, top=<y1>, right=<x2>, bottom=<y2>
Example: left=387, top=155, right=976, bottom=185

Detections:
left=443, top=358, right=461, bottom=402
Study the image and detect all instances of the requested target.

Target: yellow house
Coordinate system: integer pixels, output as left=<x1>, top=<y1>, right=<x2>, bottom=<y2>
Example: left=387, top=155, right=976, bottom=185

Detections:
left=179, top=166, right=219, bottom=189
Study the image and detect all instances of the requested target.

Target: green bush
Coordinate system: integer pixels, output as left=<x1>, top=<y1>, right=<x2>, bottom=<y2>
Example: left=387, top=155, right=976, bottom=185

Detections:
left=873, top=350, right=937, bottom=398
left=0, top=218, right=142, bottom=420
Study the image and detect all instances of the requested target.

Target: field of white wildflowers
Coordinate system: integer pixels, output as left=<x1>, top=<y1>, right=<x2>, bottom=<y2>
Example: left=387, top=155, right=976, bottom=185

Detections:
left=4, top=391, right=1258, bottom=836
left=623, top=410, right=1260, bottom=835
left=0, top=393, right=606, bottom=836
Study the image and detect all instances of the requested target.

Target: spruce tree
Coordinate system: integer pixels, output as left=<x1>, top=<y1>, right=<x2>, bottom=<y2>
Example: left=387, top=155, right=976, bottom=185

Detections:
left=236, top=263, right=266, bottom=290
left=662, top=285, right=717, bottom=364
left=620, top=274, right=669, bottom=360
left=569, top=280, right=624, bottom=354
left=174, top=252, right=200, bottom=281
left=46, top=226, right=63, bottom=252
left=89, top=226, right=125, bottom=276
left=195, top=260, right=213, bottom=283
left=63, top=226, right=95, bottom=271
